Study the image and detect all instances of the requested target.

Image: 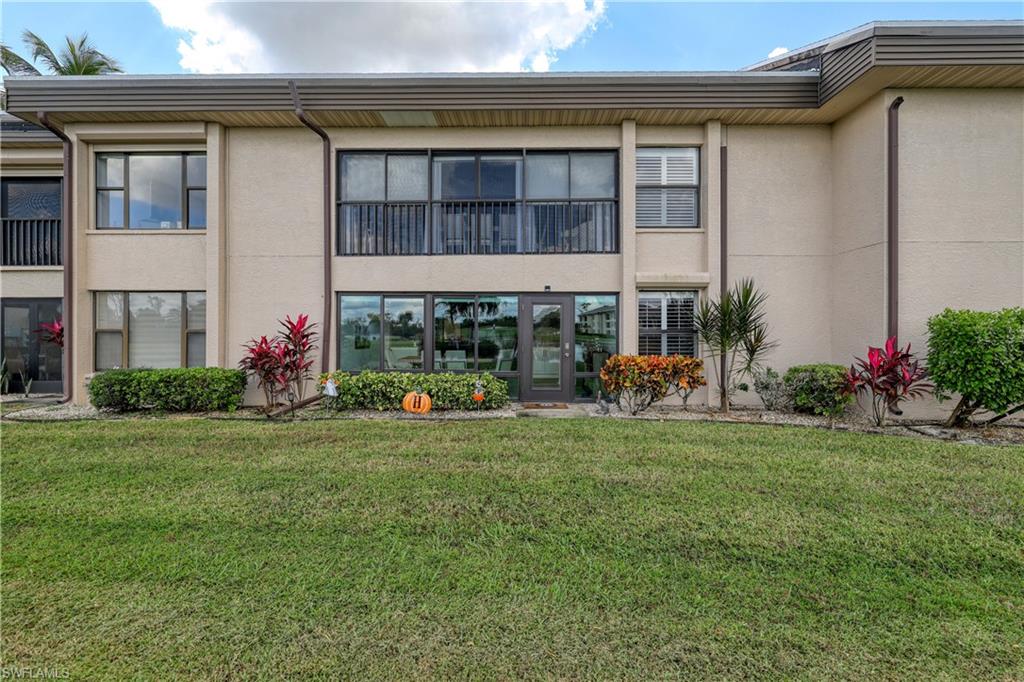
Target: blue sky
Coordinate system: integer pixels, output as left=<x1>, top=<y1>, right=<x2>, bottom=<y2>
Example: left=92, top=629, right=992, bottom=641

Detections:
left=2, top=2, right=1021, bottom=74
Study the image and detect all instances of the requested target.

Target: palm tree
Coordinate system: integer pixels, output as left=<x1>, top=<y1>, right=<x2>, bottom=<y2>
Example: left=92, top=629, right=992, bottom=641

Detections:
left=1, top=31, right=122, bottom=76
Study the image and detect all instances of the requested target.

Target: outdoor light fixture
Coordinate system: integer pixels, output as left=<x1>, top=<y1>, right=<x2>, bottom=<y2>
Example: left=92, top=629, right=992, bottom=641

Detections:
left=544, top=285, right=551, bottom=292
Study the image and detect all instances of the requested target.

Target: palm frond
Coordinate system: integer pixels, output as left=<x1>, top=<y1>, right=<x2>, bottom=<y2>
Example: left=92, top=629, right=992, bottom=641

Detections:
left=0, top=44, right=40, bottom=75
left=18, top=30, right=122, bottom=75
left=22, top=30, right=63, bottom=73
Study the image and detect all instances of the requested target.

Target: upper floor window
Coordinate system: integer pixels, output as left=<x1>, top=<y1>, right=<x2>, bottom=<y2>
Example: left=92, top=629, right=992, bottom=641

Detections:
left=96, top=153, right=206, bottom=230
left=337, top=150, right=618, bottom=256
left=339, top=153, right=429, bottom=255
left=1, top=178, right=63, bottom=266
left=635, top=148, right=699, bottom=228
left=1, top=178, right=61, bottom=219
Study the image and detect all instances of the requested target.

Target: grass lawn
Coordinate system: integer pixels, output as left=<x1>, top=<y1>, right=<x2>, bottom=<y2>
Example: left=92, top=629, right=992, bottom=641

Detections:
left=2, top=419, right=1022, bottom=679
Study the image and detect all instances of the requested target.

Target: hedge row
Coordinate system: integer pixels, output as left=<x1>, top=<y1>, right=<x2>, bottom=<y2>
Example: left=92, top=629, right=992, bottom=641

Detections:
left=318, top=371, right=509, bottom=411
left=88, top=368, right=247, bottom=412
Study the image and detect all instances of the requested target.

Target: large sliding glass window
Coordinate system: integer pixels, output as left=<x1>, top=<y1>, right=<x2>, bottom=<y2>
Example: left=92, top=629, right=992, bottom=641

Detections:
left=638, top=291, right=698, bottom=356
left=433, top=296, right=475, bottom=370
left=384, top=297, right=425, bottom=370
left=432, top=154, right=523, bottom=254
left=337, top=150, right=618, bottom=256
left=430, top=294, right=522, bottom=373
left=574, top=295, right=618, bottom=398
left=338, top=153, right=429, bottom=255
left=339, top=295, right=383, bottom=371
left=526, top=152, right=617, bottom=253
left=338, top=293, right=617, bottom=401
left=339, top=295, right=426, bottom=371
left=94, top=291, right=205, bottom=370
left=477, top=296, right=519, bottom=373
left=95, top=153, right=206, bottom=230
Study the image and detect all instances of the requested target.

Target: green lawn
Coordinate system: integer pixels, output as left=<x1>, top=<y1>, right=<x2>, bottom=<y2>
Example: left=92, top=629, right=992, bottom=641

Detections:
left=2, top=419, right=1022, bottom=679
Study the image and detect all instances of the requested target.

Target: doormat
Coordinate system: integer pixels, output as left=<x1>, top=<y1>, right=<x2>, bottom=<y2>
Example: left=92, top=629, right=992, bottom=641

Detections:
left=522, top=402, right=569, bottom=409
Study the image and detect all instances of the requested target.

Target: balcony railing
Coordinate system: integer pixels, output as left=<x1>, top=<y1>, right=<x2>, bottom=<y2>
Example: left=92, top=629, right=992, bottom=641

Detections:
left=2, top=218, right=62, bottom=266
left=339, top=200, right=617, bottom=256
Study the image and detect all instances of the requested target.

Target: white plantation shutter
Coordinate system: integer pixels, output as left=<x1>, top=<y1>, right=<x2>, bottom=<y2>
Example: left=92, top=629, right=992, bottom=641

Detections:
left=638, top=291, right=698, bottom=357
left=635, top=155, right=663, bottom=184
left=635, top=148, right=699, bottom=227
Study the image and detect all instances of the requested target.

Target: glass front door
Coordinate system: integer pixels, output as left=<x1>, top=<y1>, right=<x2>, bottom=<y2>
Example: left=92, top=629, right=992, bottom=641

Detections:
left=519, top=295, right=573, bottom=402
left=1, top=298, right=62, bottom=394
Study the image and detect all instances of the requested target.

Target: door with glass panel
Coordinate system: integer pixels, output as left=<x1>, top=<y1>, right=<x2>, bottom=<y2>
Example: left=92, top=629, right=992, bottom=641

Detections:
left=519, top=295, right=573, bottom=403
left=1, top=298, right=62, bottom=394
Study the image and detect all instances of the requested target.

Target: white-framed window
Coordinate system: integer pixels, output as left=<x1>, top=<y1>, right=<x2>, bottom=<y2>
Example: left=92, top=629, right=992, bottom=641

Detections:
left=635, top=147, right=699, bottom=228
left=638, top=291, right=698, bottom=356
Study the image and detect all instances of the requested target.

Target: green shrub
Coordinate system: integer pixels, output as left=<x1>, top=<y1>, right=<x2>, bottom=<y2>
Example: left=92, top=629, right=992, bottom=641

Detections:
left=318, top=371, right=509, bottom=411
left=89, top=367, right=247, bottom=412
left=783, top=364, right=852, bottom=419
left=753, top=367, right=788, bottom=410
left=927, top=307, right=1024, bottom=426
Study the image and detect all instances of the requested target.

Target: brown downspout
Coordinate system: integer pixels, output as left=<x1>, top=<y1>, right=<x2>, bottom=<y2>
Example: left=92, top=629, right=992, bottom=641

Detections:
left=886, top=97, right=904, bottom=341
left=719, top=143, right=728, bottom=399
left=36, top=112, right=73, bottom=403
left=288, top=80, right=332, bottom=374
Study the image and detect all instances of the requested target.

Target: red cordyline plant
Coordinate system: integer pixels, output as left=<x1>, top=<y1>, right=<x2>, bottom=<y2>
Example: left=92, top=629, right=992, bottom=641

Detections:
left=278, top=314, right=318, bottom=401
left=845, top=336, right=931, bottom=426
left=35, top=318, right=64, bottom=349
left=237, top=314, right=319, bottom=411
left=239, top=335, right=288, bottom=410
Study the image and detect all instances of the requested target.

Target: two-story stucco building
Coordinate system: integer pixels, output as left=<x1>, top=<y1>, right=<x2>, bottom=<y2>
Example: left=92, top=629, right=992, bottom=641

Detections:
left=2, top=21, right=1022, bottom=409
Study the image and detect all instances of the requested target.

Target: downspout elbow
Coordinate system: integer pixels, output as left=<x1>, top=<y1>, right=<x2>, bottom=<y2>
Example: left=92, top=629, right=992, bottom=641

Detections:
left=36, top=112, right=74, bottom=405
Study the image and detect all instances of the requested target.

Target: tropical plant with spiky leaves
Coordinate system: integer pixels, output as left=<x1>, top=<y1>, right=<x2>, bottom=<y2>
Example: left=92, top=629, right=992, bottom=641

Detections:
left=694, top=278, right=776, bottom=413
left=845, top=337, right=932, bottom=427
left=277, top=314, right=318, bottom=401
left=238, top=336, right=288, bottom=411
left=2, top=31, right=122, bottom=76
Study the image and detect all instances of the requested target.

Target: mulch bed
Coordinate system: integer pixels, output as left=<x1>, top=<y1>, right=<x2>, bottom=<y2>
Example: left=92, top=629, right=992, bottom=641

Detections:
left=580, top=403, right=1024, bottom=447
left=5, top=399, right=1021, bottom=446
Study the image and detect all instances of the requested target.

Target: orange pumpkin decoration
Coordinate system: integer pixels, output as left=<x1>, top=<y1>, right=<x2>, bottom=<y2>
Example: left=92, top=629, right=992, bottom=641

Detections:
left=402, top=390, right=432, bottom=414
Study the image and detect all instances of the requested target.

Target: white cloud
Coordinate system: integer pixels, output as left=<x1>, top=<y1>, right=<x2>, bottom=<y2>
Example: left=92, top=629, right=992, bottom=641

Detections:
left=150, top=0, right=607, bottom=74
left=767, top=46, right=789, bottom=59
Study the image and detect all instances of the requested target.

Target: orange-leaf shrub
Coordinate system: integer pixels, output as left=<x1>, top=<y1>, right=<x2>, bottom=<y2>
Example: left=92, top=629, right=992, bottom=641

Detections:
left=599, top=354, right=706, bottom=414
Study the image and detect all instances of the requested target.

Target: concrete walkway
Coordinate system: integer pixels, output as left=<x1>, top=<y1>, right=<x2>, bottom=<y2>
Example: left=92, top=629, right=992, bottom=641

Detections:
left=516, top=403, right=593, bottom=419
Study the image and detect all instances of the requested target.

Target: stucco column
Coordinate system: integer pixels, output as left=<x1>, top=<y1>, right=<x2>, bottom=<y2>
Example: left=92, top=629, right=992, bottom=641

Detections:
left=704, top=120, right=722, bottom=298
left=67, top=131, right=92, bottom=404
left=205, top=123, right=228, bottom=366
left=620, top=120, right=637, bottom=353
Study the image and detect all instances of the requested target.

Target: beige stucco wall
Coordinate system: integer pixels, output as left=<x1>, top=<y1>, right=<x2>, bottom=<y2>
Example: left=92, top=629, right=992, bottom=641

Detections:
left=895, top=88, right=1024, bottom=418
left=830, top=93, right=888, bottom=368
left=224, top=128, right=324, bottom=403
left=0, top=269, right=63, bottom=298
left=896, top=88, right=1024, bottom=345
left=725, top=124, right=833, bottom=403
left=82, top=233, right=206, bottom=290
